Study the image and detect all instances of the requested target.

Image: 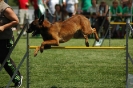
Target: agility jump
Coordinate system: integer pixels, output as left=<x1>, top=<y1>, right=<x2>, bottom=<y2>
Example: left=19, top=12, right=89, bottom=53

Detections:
left=29, top=46, right=125, bottom=50
left=28, top=22, right=133, bottom=88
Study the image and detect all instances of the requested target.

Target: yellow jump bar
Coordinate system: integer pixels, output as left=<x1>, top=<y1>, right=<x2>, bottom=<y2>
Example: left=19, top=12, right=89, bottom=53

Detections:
left=110, top=22, right=133, bottom=25
left=29, top=46, right=125, bottom=50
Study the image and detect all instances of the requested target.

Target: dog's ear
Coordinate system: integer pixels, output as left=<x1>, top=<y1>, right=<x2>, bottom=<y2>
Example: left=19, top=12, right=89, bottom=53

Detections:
left=43, top=20, right=51, bottom=28
left=39, top=15, right=44, bottom=25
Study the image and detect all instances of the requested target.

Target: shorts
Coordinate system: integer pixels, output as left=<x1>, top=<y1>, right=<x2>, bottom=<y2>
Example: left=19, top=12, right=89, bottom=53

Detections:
left=18, top=9, right=29, bottom=25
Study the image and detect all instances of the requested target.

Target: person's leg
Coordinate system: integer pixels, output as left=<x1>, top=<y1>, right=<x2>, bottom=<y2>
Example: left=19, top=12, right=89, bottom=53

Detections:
left=22, top=9, right=29, bottom=36
left=34, top=9, right=40, bottom=19
left=111, top=24, right=117, bottom=38
left=94, top=18, right=100, bottom=37
left=4, top=58, right=21, bottom=83
left=121, top=25, right=126, bottom=38
left=17, top=9, right=25, bottom=35
left=116, top=25, right=120, bottom=38
left=103, top=19, right=109, bottom=37
left=0, top=39, right=22, bottom=85
left=98, top=17, right=106, bottom=38
left=25, top=9, right=29, bottom=23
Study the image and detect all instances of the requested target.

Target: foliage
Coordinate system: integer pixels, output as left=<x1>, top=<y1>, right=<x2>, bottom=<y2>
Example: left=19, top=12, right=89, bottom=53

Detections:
left=8, top=0, right=18, bottom=6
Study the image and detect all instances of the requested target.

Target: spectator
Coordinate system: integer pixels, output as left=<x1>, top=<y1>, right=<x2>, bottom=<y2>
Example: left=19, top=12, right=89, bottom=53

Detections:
left=98, top=0, right=109, bottom=17
left=81, top=0, right=92, bottom=13
left=62, top=7, right=69, bottom=21
left=59, top=0, right=63, bottom=6
left=30, top=0, right=44, bottom=38
left=87, top=0, right=99, bottom=28
left=47, top=0, right=60, bottom=23
left=97, top=0, right=109, bottom=37
left=110, top=0, right=123, bottom=38
left=30, top=0, right=40, bottom=19
left=122, top=0, right=133, bottom=38
left=0, top=0, right=23, bottom=87
left=17, top=0, right=29, bottom=36
left=38, top=0, right=49, bottom=19
left=53, top=4, right=62, bottom=22
left=63, top=0, right=79, bottom=17
left=120, top=0, right=128, bottom=8
left=53, top=4, right=69, bottom=22
left=88, top=0, right=98, bottom=13
left=81, top=0, right=91, bottom=18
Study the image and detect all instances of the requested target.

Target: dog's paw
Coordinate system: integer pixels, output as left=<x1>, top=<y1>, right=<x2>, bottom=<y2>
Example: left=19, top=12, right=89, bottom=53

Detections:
left=34, top=51, right=38, bottom=57
left=34, top=53, right=37, bottom=57
left=86, top=42, right=89, bottom=47
left=96, top=38, right=99, bottom=42
left=40, top=47, right=44, bottom=53
left=95, top=36, right=99, bottom=42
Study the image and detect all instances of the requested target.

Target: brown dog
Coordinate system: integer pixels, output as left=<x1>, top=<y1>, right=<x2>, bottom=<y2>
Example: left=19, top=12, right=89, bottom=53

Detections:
left=27, top=15, right=99, bottom=56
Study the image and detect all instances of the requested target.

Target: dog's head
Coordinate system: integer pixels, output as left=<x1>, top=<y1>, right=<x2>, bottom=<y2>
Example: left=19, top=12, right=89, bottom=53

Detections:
left=27, top=15, right=45, bottom=36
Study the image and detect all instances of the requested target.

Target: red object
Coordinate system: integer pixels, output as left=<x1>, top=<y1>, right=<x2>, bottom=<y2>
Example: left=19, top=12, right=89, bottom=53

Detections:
left=18, top=0, right=29, bottom=9
left=32, top=0, right=38, bottom=9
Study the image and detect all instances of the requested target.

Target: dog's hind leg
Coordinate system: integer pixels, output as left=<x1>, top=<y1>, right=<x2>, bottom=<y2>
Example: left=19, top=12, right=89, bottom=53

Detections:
left=83, top=34, right=89, bottom=47
left=81, top=27, right=89, bottom=47
left=34, top=46, right=40, bottom=57
left=92, top=28, right=99, bottom=42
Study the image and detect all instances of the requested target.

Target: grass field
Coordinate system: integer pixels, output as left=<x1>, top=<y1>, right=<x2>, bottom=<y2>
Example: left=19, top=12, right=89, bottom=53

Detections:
left=0, top=33, right=133, bottom=88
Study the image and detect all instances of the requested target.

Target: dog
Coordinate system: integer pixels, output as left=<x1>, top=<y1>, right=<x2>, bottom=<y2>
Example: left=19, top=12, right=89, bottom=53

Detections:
left=27, top=14, right=99, bottom=56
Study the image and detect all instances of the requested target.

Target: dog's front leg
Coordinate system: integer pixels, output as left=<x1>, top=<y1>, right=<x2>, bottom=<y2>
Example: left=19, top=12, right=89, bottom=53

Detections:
left=40, top=40, right=59, bottom=53
left=34, top=46, right=40, bottom=57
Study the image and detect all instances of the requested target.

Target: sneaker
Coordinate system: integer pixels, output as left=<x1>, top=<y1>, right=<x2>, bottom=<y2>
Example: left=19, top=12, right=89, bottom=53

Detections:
left=17, top=31, right=20, bottom=35
left=14, top=76, right=23, bottom=87
left=23, top=32, right=26, bottom=36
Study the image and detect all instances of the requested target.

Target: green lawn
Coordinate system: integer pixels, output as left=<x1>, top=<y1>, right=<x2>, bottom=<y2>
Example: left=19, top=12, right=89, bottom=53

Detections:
left=0, top=34, right=133, bottom=88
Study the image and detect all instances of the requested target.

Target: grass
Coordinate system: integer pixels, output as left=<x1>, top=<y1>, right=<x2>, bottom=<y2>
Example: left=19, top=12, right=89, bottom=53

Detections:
left=0, top=33, right=133, bottom=88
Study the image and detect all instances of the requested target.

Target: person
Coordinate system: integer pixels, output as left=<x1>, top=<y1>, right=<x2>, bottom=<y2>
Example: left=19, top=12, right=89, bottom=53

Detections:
left=30, top=0, right=40, bottom=19
left=62, top=9, right=69, bottom=21
left=63, top=0, right=78, bottom=17
left=122, top=0, right=133, bottom=38
left=53, top=4, right=69, bottom=22
left=17, top=0, right=29, bottom=36
left=110, top=0, right=123, bottom=38
left=38, top=0, right=49, bottom=19
left=30, top=0, right=43, bottom=38
left=47, top=0, right=60, bottom=23
left=87, top=0, right=99, bottom=28
left=81, top=0, right=92, bottom=13
left=59, top=0, right=63, bottom=6
left=0, top=0, right=23, bottom=87
left=53, top=4, right=62, bottom=22
left=120, top=0, right=128, bottom=8
left=81, top=0, right=92, bottom=18
left=97, top=0, right=109, bottom=37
